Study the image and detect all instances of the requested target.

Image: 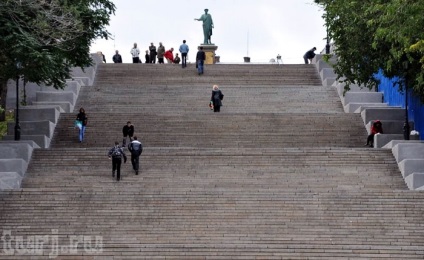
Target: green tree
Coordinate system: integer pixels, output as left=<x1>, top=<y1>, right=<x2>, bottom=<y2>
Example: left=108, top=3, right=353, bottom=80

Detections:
left=315, top=0, right=424, bottom=99
left=0, top=0, right=115, bottom=121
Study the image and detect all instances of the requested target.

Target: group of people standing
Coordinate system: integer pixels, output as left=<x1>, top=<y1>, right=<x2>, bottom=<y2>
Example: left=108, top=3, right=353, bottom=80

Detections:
left=112, top=41, right=186, bottom=65
left=111, top=40, right=206, bottom=75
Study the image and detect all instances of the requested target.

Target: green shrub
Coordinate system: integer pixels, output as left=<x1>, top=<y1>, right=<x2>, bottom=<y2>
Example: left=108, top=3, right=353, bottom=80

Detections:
left=0, top=111, right=14, bottom=138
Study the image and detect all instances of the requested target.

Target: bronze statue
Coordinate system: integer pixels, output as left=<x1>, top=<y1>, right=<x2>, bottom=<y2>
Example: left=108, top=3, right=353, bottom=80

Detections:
left=194, top=9, right=214, bottom=45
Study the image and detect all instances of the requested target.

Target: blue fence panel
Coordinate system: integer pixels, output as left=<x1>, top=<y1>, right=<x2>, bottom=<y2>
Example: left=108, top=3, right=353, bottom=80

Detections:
left=375, top=71, right=424, bottom=140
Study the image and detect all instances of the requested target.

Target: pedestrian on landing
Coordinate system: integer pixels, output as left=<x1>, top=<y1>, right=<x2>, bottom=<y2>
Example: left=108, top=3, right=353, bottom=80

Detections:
left=196, top=46, right=206, bottom=75
left=75, top=107, right=88, bottom=143
left=164, top=48, right=174, bottom=64
left=179, top=40, right=189, bottom=68
left=149, top=42, right=157, bottom=63
left=145, top=50, right=150, bottom=63
left=112, top=50, right=123, bottom=63
left=122, top=121, right=135, bottom=147
left=210, top=85, right=224, bottom=112
left=157, top=42, right=165, bottom=64
left=128, top=136, right=143, bottom=175
left=131, top=43, right=140, bottom=63
left=108, top=141, right=127, bottom=181
left=303, top=47, right=316, bottom=64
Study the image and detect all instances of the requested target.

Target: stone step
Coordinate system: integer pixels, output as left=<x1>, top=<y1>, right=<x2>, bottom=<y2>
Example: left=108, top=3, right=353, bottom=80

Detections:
left=93, top=64, right=323, bottom=86
left=1, top=64, right=422, bottom=258
left=50, top=113, right=367, bottom=148
left=22, top=147, right=405, bottom=191
left=75, top=84, right=341, bottom=114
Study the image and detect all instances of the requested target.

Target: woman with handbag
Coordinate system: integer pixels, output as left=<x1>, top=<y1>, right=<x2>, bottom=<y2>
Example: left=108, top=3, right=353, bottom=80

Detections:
left=75, top=107, right=88, bottom=143
left=210, top=85, right=224, bottom=112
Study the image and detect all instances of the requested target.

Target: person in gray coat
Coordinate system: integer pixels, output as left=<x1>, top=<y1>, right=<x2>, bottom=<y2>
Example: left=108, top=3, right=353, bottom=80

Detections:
left=157, top=42, right=165, bottom=64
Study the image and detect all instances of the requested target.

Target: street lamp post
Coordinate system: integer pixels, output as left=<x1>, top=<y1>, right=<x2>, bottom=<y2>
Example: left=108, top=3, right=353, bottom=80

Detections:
left=325, top=23, right=330, bottom=54
left=14, top=63, right=21, bottom=141
left=403, top=61, right=410, bottom=140
left=14, top=76, right=21, bottom=141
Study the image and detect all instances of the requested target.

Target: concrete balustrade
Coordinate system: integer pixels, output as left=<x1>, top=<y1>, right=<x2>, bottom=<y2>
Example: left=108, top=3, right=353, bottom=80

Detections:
left=1, top=54, right=101, bottom=189
left=399, top=159, right=424, bottom=178
left=392, top=143, right=424, bottom=163
left=314, top=55, right=424, bottom=190
left=405, top=172, right=424, bottom=190
left=361, top=107, right=405, bottom=125
left=342, top=92, right=383, bottom=112
left=7, top=121, right=55, bottom=138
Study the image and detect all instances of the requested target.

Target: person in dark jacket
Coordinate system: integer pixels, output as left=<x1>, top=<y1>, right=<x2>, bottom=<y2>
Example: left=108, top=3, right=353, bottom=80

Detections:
left=145, top=50, right=150, bottom=63
left=365, top=120, right=383, bottom=147
left=112, top=50, right=122, bottom=63
left=210, top=85, right=224, bottom=112
left=75, top=107, right=88, bottom=143
left=128, top=136, right=143, bottom=175
left=196, top=46, right=206, bottom=75
left=149, top=42, right=157, bottom=63
left=122, top=121, right=135, bottom=147
left=173, top=53, right=181, bottom=64
left=108, top=141, right=127, bottom=181
left=303, top=47, right=316, bottom=64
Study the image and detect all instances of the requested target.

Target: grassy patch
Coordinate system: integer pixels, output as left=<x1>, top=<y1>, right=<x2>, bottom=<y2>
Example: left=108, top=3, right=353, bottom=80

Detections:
left=0, top=111, right=14, bottom=138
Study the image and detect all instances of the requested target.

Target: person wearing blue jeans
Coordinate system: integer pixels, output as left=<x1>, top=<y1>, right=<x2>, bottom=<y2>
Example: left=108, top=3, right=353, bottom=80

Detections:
left=196, top=46, right=205, bottom=75
left=179, top=40, right=189, bottom=68
left=76, top=107, right=88, bottom=143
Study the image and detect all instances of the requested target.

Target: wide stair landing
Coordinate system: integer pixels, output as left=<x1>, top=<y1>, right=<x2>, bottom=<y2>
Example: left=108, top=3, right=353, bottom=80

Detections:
left=1, top=64, right=424, bottom=259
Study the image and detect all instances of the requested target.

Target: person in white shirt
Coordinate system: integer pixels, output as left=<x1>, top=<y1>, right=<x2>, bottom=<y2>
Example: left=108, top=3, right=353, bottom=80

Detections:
left=130, top=43, right=140, bottom=63
left=128, top=136, right=143, bottom=175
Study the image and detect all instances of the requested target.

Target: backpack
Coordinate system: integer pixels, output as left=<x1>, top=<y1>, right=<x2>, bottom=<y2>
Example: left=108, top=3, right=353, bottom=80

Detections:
left=111, top=147, right=122, bottom=158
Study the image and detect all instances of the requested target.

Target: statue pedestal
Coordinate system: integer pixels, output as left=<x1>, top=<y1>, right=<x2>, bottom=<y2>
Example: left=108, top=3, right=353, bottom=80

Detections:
left=199, top=44, right=218, bottom=64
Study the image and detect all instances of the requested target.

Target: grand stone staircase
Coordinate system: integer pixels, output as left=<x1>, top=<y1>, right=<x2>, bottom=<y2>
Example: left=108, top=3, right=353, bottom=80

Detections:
left=1, top=63, right=424, bottom=259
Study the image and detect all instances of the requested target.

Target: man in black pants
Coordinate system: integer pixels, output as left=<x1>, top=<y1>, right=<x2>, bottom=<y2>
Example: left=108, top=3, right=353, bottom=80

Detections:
left=122, top=121, right=134, bottom=147
left=179, top=40, right=189, bottom=68
left=128, top=136, right=143, bottom=175
left=196, top=46, right=206, bottom=75
left=149, top=42, right=157, bottom=63
left=108, top=141, right=127, bottom=181
left=303, top=47, right=317, bottom=64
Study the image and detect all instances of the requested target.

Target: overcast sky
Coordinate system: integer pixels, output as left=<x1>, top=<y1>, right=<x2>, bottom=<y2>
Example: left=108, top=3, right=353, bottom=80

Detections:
left=90, top=0, right=326, bottom=64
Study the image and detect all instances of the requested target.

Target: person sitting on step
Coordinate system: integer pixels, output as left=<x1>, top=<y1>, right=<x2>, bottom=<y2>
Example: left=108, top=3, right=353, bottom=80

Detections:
left=365, top=120, right=383, bottom=147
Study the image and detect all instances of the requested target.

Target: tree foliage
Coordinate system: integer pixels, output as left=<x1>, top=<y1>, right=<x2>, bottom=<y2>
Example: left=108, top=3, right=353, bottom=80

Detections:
left=0, top=0, right=115, bottom=120
left=315, top=0, right=424, bottom=100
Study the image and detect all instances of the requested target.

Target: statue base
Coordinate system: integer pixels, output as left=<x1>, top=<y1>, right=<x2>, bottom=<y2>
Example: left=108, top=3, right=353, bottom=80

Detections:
left=199, top=44, right=218, bottom=64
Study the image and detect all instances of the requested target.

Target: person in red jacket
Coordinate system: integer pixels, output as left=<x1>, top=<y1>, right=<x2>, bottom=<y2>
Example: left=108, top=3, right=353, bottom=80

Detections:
left=365, top=120, right=383, bottom=147
left=164, top=48, right=174, bottom=63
